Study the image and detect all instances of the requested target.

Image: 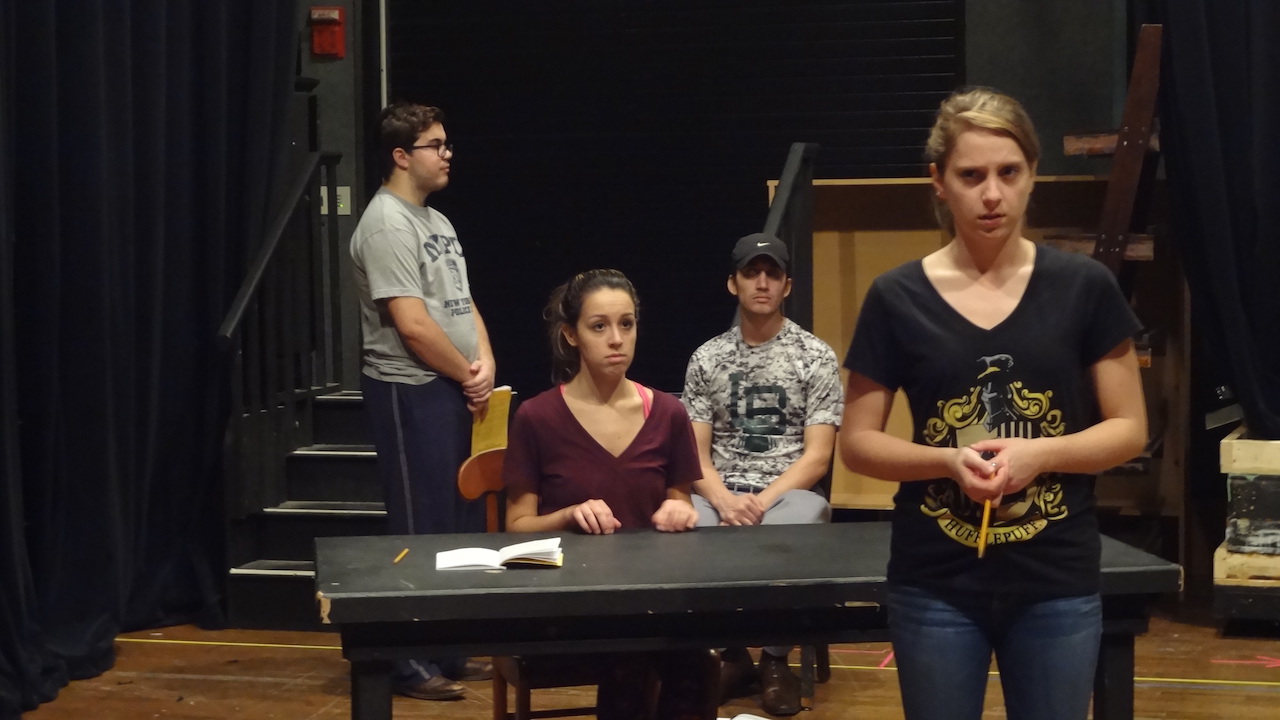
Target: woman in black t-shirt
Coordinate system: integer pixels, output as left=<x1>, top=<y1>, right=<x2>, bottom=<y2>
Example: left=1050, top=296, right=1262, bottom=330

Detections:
left=840, top=88, right=1147, bottom=720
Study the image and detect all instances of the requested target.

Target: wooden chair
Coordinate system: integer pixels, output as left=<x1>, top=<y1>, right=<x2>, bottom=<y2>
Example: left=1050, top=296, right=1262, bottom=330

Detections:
left=458, top=447, right=507, bottom=533
left=458, top=447, right=602, bottom=720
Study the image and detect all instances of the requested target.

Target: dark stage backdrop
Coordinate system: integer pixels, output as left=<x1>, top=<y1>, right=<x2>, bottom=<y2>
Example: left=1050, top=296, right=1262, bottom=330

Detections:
left=379, top=0, right=965, bottom=396
left=1151, top=0, right=1280, bottom=441
left=1130, top=0, right=1280, bottom=593
left=0, top=2, right=299, bottom=715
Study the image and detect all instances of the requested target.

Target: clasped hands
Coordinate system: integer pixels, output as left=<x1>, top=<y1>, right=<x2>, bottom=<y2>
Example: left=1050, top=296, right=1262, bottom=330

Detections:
left=462, top=358, right=494, bottom=417
left=952, top=437, right=1045, bottom=506
left=713, top=492, right=766, bottom=526
left=571, top=498, right=698, bottom=534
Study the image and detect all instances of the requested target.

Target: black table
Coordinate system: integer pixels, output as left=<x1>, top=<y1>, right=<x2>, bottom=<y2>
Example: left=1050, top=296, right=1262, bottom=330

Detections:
left=315, top=522, right=1180, bottom=720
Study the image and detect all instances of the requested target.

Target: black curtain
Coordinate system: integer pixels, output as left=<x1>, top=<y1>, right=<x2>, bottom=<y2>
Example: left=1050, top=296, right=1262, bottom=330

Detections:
left=1, top=2, right=299, bottom=715
left=1153, top=0, right=1280, bottom=439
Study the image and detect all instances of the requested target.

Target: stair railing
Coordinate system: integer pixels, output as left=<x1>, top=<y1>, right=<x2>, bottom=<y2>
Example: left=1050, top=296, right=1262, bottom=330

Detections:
left=764, top=142, right=818, bottom=331
left=217, top=151, right=344, bottom=517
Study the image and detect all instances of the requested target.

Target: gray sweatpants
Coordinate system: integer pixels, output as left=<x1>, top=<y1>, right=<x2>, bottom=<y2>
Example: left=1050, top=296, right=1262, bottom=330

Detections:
left=691, top=488, right=831, bottom=527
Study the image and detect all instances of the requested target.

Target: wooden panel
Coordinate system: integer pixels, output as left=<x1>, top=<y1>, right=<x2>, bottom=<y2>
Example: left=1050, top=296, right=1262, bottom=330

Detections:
left=1214, top=542, right=1280, bottom=584
left=1221, top=425, right=1280, bottom=474
left=808, top=179, right=935, bottom=509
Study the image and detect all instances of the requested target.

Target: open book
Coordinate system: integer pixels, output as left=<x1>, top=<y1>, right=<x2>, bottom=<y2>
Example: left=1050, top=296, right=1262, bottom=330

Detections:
left=435, top=536, right=563, bottom=570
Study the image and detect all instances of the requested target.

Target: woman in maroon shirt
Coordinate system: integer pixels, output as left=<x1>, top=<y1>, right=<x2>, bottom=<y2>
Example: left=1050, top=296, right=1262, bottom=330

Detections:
left=503, top=269, right=707, bottom=720
left=505, top=268, right=700, bottom=534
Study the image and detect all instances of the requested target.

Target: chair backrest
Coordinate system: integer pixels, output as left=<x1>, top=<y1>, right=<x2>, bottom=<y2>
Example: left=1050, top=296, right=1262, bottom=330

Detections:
left=459, top=387, right=515, bottom=534
left=458, top=447, right=506, bottom=532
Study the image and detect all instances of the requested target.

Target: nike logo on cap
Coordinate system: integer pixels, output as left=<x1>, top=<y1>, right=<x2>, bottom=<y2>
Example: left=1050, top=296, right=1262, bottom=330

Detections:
left=757, top=242, right=770, bottom=247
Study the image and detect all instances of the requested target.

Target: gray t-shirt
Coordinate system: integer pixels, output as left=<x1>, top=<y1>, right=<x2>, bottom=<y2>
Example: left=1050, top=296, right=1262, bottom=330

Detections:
left=682, top=319, right=843, bottom=490
left=350, top=188, right=478, bottom=384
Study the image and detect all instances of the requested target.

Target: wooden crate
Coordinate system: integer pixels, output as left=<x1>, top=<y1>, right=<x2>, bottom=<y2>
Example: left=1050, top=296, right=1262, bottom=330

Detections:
left=1214, top=542, right=1280, bottom=585
left=1220, top=426, right=1280, bottom=555
left=1221, top=424, right=1280, bottom=474
left=1213, top=542, right=1280, bottom=621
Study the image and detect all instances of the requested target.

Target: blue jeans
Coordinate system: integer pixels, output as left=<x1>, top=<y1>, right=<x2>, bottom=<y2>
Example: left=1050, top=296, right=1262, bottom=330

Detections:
left=888, top=583, right=1101, bottom=720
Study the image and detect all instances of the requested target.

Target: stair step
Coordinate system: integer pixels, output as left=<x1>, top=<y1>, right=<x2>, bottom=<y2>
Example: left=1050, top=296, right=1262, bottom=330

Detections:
left=252, top=502, right=387, bottom=560
left=265, top=500, right=385, bottom=515
left=1043, top=232, right=1154, bottom=261
left=227, top=561, right=327, bottom=631
left=230, top=559, right=315, bottom=577
left=291, top=443, right=375, bottom=457
left=314, top=391, right=371, bottom=445
left=285, top=447, right=381, bottom=502
left=1062, top=130, right=1160, bottom=157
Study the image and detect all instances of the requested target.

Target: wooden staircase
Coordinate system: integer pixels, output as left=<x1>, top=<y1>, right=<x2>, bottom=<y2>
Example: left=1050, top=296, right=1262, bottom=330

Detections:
left=227, top=391, right=384, bottom=631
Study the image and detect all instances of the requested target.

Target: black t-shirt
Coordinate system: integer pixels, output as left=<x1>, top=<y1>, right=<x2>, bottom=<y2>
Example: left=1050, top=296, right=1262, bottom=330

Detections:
left=844, top=245, right=1141, bottom=597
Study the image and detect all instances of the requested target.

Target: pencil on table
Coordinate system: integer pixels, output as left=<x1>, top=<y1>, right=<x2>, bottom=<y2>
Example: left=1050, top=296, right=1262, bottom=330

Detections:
left=393, top=548, right=410, bottom=564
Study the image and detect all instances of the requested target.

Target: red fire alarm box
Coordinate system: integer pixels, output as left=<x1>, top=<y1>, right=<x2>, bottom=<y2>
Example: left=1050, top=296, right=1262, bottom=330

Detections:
left=310, top=6, right=345, bottom=59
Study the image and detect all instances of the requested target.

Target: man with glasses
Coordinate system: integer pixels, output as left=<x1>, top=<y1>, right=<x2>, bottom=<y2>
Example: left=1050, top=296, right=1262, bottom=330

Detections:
left=350, top=102, right=495, bottom=701
left=681, top=233, right=843, bottom=716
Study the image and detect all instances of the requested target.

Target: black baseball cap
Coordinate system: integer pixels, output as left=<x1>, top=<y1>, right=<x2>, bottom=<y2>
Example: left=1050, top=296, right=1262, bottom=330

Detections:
left=731, top=233, right=789, bottom=273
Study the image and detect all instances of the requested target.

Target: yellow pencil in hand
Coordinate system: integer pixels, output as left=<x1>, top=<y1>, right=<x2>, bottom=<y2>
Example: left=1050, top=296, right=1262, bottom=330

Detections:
left=977, top=500, right=992, bottom=558
left=976, top=454, right=997, bottom=558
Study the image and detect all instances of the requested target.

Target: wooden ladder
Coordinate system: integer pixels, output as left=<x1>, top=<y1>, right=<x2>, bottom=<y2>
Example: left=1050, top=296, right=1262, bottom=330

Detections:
left=1049, top=24, right=1168, bottom=491
left=1053, top=24, right=1163, bottom=276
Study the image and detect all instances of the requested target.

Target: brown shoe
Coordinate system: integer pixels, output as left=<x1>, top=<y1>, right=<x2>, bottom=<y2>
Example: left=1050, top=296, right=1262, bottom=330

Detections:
left=446, top=658, right=494, bottom=682
left=757, top=652, right=801, bottom=716
left=718, top=647, right=760, bottom=704
left=395, top=675, right=466, bottom=701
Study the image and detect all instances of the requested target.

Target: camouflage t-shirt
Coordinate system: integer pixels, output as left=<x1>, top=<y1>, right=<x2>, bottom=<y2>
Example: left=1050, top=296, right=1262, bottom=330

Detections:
left=682, top=319, right=843, bottom=491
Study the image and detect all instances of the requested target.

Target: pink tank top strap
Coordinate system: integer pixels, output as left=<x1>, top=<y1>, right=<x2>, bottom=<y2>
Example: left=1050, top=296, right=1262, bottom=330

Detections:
left=633, top=380, right=652, bottom=419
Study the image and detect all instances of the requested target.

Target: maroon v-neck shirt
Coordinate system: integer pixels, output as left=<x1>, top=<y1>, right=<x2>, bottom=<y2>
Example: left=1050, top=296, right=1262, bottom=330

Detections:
left=504, top=386, right=701, bottom=531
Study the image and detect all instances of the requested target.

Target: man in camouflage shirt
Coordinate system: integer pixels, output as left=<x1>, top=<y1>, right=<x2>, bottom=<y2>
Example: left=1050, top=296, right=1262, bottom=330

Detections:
left=681, top=233, right=843, bottom=716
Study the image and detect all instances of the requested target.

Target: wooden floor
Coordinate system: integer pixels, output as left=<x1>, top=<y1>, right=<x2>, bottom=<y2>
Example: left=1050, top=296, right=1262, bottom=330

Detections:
left=22, top=607, right=1280, bottom=719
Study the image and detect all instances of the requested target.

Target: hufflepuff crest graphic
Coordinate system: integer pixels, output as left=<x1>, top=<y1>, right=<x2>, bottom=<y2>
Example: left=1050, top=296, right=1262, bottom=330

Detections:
left=921, top=353, right=1068, bottom=548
